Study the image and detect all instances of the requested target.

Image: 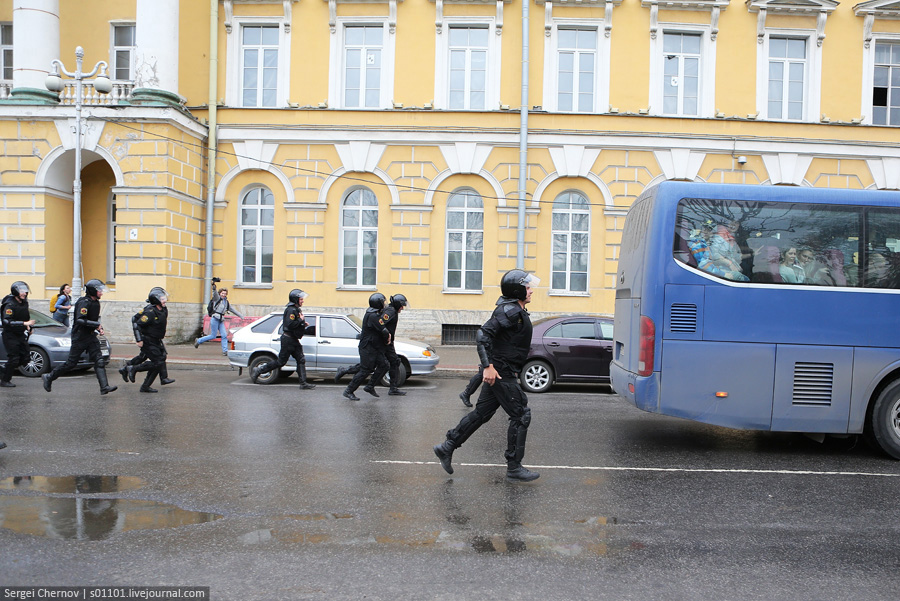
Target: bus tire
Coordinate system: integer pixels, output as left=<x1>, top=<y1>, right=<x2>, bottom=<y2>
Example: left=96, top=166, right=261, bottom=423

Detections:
left=865, top=380, right=900, bottom=460
left=520, top=360, right=553, bottom=393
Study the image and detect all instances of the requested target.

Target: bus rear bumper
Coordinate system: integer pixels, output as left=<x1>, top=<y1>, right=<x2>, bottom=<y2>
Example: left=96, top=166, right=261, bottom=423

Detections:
left=610, top=363, right=660, bottom=413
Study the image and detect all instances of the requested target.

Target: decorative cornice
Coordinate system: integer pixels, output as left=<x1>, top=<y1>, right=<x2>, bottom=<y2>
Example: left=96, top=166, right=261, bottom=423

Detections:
left=746, top=0, right=839, bottom=46
left=642, top=0, right=730, bottom=40
left=432, top=0, right=511, bottom=35
left=854, top=0, right=900, bottom=48
left=536, top=0, right=623, bottom=38
left=223, top=0, right=299, bottom=34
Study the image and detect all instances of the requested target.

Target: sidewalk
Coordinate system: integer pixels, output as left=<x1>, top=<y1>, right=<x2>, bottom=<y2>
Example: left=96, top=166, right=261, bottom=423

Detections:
left=109, top=341, right=480, bottom=378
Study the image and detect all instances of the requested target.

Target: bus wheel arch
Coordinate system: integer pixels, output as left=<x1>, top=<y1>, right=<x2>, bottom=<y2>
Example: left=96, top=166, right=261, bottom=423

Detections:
left=864, top=378, right=900, bottom=460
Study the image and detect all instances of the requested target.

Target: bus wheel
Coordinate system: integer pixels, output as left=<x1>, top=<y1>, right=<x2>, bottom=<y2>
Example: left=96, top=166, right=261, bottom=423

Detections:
left=520, top=360, right=553, bottom=393
left=865, top=380, right=900, bottom=460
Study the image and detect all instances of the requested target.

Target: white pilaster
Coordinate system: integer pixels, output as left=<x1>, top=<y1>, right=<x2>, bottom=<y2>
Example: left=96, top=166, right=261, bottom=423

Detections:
left=135, top=0, right=179, bottom=95
left=12, top=0, right=59, bottom=91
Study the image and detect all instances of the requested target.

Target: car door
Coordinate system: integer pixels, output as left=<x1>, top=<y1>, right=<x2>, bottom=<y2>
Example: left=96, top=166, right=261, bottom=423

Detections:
left=274, top=313, right=318, bottom=368
left=542, top=319, right=604, bottom=380
left=315, top=315, right=361, bottom=370
left=595, top=319, right=614, bottom=380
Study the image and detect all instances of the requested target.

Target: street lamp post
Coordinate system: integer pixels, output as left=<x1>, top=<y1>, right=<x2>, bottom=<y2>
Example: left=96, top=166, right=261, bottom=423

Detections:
left=45, top=46, right=112, bottom=298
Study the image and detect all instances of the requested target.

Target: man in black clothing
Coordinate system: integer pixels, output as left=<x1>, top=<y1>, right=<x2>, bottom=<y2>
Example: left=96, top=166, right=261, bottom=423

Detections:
left=250, top=289, right=316, bottom=390
left=336, top=293, right=408, bottom=396
left=126, top=287, right=175, bottom=393
left=433, top=269, right=541, bottom=482
left=342, top=293, right=391, bottom=401
left=42, top=279, right=117, bottom=395
left=1, top=281, right=36, bottom=388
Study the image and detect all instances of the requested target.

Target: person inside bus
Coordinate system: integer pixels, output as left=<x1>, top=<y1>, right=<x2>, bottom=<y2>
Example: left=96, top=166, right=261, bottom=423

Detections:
left=797, top=248, right=831, bottom=285
left=750, top=245, right=783, bottom=283
left=687, top=221, right=748, bottom=281
left=866, top=251, right=894, bottom=288
left=709, top=219, right=745, bottom=274
left=779, top=247, right=806, bottom=284
left=817, top=249, right=848, bottom=286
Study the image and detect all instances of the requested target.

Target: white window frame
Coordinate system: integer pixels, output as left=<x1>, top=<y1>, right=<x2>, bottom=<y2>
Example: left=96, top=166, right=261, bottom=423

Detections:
left=543, top=21, right=609, bottom=114
left=109, top=22, right=136, bottom=82
left=339, top=187, right=379, bottom=289
left=238, top=186, right=275, bottom=285
left=328, top=18, right=396, bottom=110
left=0, top=23, right=12, bottom=82
left=550, top=191, right=591, bottom=294
left=225, top=16, right=291, bottom=107
left=650, top=25, right=715, bottom=118
left=444, top=189, right=484, bottom=292
left=862, top=33, right=900, bottom=126
left=756, top=28, right=821, bottom=122
left=434, top=18, right=501, bottom=110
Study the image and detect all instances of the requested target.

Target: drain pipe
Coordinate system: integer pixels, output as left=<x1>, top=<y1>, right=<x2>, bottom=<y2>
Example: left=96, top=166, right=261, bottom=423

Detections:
left=203, top=0, right=219, bottom=292
left=516, top=0, right=529, bottom=270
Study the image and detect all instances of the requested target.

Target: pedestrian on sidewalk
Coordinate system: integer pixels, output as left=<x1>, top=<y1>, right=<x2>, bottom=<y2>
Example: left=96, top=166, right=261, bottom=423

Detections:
left=51, top=283, right=72, bottom=326
left=251, top=289, right=316, bottom=390
left=1, top=281, right=36, bottom=389
left=195, top=278, right=242, bottom=355
left=126, top=287, right=174, bottom=393
left=433, top=269, right=541, bottom=483
left=342, top=293, right=391, bottom=401
left=42, top=279, right=117, bottom=395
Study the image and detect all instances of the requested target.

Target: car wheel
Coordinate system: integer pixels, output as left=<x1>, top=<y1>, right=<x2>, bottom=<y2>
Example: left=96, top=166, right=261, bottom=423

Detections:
left=19, top=346, right=50, bottom=377
left=380, top=360, right=408, bottom=388
left=248, top=355, right=280, bottom=385
left=864, top=379, right=900, bottom=460
left=520, top=360, right=553, bottom=393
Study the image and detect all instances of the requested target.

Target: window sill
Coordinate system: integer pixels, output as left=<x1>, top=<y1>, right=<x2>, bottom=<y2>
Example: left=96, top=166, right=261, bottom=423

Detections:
left=234, top=283, right=273, bottom=290
left=442, top=289, right=484, bottom=294
left=548, top=291, right=591, bottom=297
left=336, top=286, right=377, bottom=291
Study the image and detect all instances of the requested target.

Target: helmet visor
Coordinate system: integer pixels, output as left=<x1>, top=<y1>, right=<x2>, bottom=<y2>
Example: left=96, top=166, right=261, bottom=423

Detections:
left=522, top=274, right=540, bottom=289
left=12, top=282, right=30, bottom=296
left=152, top=288, right=169, bottom=302
left=297, top=291, right=309, bottom=299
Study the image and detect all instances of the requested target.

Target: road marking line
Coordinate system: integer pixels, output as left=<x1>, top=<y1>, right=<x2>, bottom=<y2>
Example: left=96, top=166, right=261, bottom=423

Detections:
left=372, top=460, right=900, bottom=477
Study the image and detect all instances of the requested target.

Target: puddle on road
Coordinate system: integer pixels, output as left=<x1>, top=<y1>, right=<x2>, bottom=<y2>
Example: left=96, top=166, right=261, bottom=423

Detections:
left=0, top=475, right=222, bottom=540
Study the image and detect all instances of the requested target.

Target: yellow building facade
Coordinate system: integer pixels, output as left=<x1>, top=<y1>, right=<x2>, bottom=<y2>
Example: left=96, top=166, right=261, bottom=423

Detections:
left=0, top=0, right=899, bottom=343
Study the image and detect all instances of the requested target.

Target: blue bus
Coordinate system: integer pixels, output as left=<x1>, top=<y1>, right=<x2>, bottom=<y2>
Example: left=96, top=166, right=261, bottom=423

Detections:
left=610, top=181, right=900, bottom=459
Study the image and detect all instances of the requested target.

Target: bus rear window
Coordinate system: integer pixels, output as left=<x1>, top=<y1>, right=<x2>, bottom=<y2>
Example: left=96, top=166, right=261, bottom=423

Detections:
left=673, top=197, right=900, bottom=289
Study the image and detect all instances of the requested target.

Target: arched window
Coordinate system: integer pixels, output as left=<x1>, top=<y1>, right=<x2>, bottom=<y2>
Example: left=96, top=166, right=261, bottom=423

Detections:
left=551, top=191, right=590, bottom=292
left=341, top=188, right=378, bottom=287
left=240, top=187, right=274, bottom=284
left=446, top=189, right=483, bottom=291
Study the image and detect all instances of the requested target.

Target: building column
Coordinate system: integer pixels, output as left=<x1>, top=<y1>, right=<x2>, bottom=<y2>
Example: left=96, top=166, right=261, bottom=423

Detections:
left=131, top=0, right=182, bottom=106
left=6, top=0, right=60, bottom=104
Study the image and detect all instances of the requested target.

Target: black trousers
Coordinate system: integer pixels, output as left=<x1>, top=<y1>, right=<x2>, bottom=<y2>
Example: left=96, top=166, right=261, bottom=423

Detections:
left=347, top=345, right=388, bottom=392
left=257, top=336, right=306, bottom=373
left=132, top=338, right=167, bottom=386
left=1, top=332, right=29, bottom=382
left=370, top=344, right=400, bottom=388
left=47, top=334, right=105, bottom=381
left=445, top=379, right=532, bottom=468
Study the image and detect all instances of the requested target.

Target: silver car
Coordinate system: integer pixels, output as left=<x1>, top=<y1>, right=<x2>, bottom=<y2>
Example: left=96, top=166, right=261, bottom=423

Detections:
left=227, top=312, right=439, bottom=385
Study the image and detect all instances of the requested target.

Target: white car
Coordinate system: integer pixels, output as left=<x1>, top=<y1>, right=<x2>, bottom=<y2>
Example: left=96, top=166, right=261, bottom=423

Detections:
left=227, top=312, right=439, bottom=385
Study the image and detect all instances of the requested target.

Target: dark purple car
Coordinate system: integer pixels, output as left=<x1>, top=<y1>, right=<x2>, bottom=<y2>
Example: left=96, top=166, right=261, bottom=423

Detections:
left=520, top=315, right=614, bottom=393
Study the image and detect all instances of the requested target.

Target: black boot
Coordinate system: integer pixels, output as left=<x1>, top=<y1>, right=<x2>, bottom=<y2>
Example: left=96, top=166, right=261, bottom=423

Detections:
left=42, top=373, right=52, bottom=392
left=334, top=366, right=348, bottom=384
left=298, top=365, right=316, bottom=390
left=342, top=388, right=360, bottom=401
left=159, top=365, right=175, bottom=385
left=363, top=384, right=379, bottom=397
left=433, top=440, right=456, bottom=474
left=97, top=368, right=118, bottom=395
left=250, top=362, right=268, bottom=383
left=140, top=371, right=158, bottom=393
left=459, top=391, right=473, bottom=407
left=126, top=365, right=137, bottom=383
left=506, top=465, right=540, bottom=482
left=118, top=365, right=130, bottom=382
left=0, top=441, right=6, bottom=450
left=388, top=387, right=406, bottom=396
left=0, top=380, right=15, bottom=388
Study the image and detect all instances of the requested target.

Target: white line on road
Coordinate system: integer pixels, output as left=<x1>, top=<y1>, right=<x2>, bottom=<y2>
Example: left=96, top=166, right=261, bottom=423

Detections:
left=372, top=460, right=900, bottom=478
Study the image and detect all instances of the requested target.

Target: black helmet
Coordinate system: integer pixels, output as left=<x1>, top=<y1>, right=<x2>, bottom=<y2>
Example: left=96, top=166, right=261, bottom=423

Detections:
left=148, top=287, right=168, bottom=305
left=85, top=279, right=106, bottom=297
left=369, top=292, right=386, bottom=310
left=289, top=289, right=308, bottom=304
left=500, top=270, right=541, bottom=301
left=389, top=294, right=408, bottom=310
left=10, top=281, right=29, bottom=296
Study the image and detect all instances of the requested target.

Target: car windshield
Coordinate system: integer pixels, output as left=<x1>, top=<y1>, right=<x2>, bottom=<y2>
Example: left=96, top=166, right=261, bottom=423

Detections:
left=29, top=309, right=59, bottom=327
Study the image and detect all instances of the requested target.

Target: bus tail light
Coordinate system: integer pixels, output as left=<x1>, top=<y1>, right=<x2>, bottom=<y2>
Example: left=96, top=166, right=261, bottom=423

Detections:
left=638, top=316, right=655, bottom=377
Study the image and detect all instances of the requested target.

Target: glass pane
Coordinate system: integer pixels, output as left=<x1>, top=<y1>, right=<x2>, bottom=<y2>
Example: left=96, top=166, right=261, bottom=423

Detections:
left=769, top=61, right=784, bottom=81
left=261, top=208, right=274, bottom=227
left=471, top=70, right=485, bottom=92
left=363, top=268, right=376, bottom=286
left=552, top=213, right=569, bottom=231
left=559, top=52, right=574, bottom=72
left=448, top=232, right=462, bottom=250
left=264, top=49, right=278, bottom=68
left=683, top=97, right=698, bottom=115
left=449, top=28, right=467, bottom=47
left=362, top=251, right=377, bottom=268
left=115, top=26, right=134, bottom=46
left=346, top=27, right=364, bottom=45
left=663, top=33, right=681, bottom=54
left=470, top=91, right=484, bottom=109
left=684, top=57, right=699, bottom=77
left=552, top=272, right=566, bottom=289
left=449, top=91, right=464, bottom=109
left=578, top=29, right=597, bottom=49
left=467, top=211, right=483, bottom=229
left=559, top=70, right=574, bottom=93
left=465, top=270, right=482, bottom=290
left=367, top=49, right=382, bottom=71
left=243, top=229, right=256, bottom=247
left=683, top=34, right=701, bottom=55
left=1, top=24, right=12, bottom=45
left=345, top=87, right=359, bottom=108
left=787, top=38, right=806, bottom=59
left=552, top=251, right=567, bottom=271
left=559, top=29, right=577, bottom=49
left=361, top=208, right=378, bottom=227
left=343, top=267, right=356, bottom=286
left=471, top=51, right=486, bottom=70
left=447, top=212, right=464, bottom=230
left=366, top=26, right=383, bottom=45
left=558, top=93, right=573, bottom=112
left=571, top=251, right=588, bottom=271
left=448, top=251, right=461, bottom=270
left=447, top=270, right=461, bottom=288
left=874, top=66, right=888, bottom=87
left=365, top=89, right=379, bottom=108
left=262, top=89, right=276, bottom=107
left=346, top=48, right=360, bottom=69
left=363, top=230, right=377, bottom=248
left=262, top=229, right=273, bottom=248
left=243, top=26, right=260, bottom=45
left=770, top=38, right=786, bottom=58
left=570, top=273, right=587, bottom=292
left=788, top=101, right=802, bottom=120
left=873, top=106, right=887, bottom=125
left=470, top=28, right=488, bottom=47
left=243, top=65, right=258, bottom=88
left=893, top=44, right=900, bottom=65
left=242, top=89, right=257, bottom=107
left=466, top=231, right=483, bottom=251
left=343, top=209, right=359, bottom=227
left=242, top=209, right=258, bottom=226
left=875, top=43, right=890, bottom=64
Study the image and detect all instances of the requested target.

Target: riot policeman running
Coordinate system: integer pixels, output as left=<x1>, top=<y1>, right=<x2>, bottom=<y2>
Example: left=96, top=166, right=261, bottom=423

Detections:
left=250, top=289, right=316, bottom=390
left=1, top=281, right=36, bottom=388
left=42, top=279, right=117, bottom=395
left=126, top=287, right=175, bottom=392
left=342, top=293, right=391, bottom=401
left=433, top=269, right=541, bottom=482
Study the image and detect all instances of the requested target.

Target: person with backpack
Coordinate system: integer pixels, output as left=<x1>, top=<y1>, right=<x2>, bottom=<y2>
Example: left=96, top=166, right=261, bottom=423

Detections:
left=50, top=283, right=72, bottom=326
left=194, top=278, right=242, bottom=355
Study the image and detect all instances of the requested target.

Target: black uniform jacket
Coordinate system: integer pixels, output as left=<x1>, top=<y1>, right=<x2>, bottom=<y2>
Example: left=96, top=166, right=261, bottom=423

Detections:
left=281, top=303, right=308, bottom=340
left=475, top=296, right=533, bottom=379
left=72, top=296, right=103, bottom=339
left=1, top=294, right=30, bottom=334
left=359, top=307, right=391, bottom=349
left=133, top=304, right=168, bottom=342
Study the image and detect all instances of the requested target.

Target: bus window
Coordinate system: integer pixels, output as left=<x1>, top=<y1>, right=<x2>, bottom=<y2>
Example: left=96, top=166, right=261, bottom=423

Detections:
left=865, top=209, right=900, bottom=289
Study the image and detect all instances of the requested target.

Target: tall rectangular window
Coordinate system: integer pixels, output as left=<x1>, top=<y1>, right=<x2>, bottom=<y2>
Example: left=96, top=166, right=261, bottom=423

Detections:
left=112, top=24, right=135, bottom=81
left=768, top=37, right=807, bottom=121
left=557, top=28, right=596, bottom=113
left=242, top=25, right=279, bottom=108
left=663, top=32, right=701, bottom=116
left=446, top=190, right=484, bottom=291
left=344, top=25, right=383, bottom=109
left=448, top=26, right=488, bottom=110
left=873, top=42, right=900, bottom=126
left=0, top=24, right=12, bottom=80
left=341, top=189, right=378, bottom=287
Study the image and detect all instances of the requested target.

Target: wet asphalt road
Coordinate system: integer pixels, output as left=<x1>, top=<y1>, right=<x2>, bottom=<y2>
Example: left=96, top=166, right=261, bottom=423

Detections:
left=0, top=369, right=898, bottom=600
